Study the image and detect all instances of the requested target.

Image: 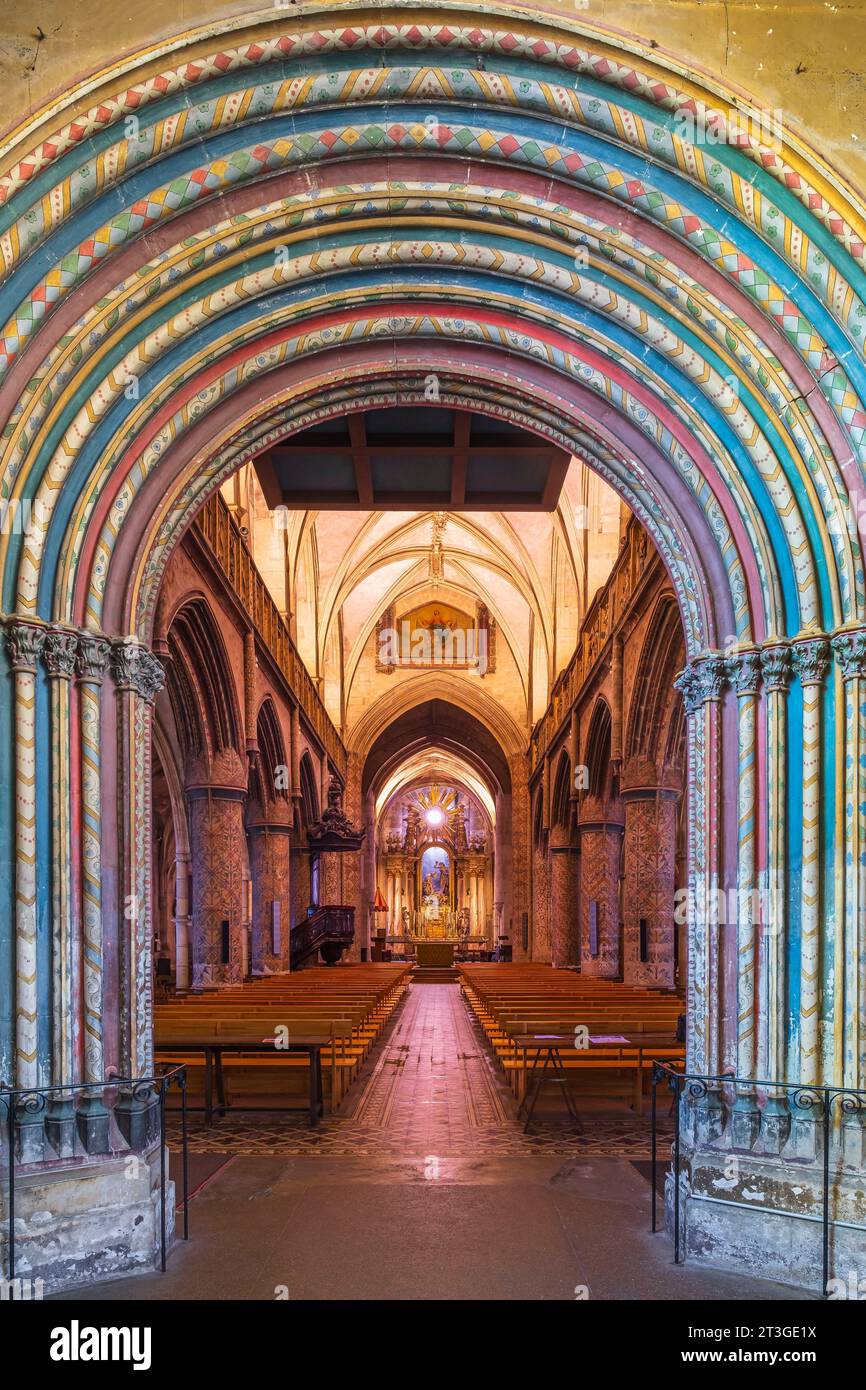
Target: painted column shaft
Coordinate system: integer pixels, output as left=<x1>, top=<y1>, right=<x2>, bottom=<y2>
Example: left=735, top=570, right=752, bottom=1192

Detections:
left=174, top=851, right=191, bottom=990
left=831, top=632, right=866, bottom=1088
left=792, top=640, right=829, bottom=1087
left=76, top=635, right=111, bottom=1084
left=45, top=632, right=78, bottom=1089
left=760, top=644, right=791, bottom=1086
left=675, top=658, right=727, bottom=1075
left=733, top=654, right=760, bottom=1080
left=6, top=623, right=46, bottom=1089
left=112, top=641, right=164, bottom=1076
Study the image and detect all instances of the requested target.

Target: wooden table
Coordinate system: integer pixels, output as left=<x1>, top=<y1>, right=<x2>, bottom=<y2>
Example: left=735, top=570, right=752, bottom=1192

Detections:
left=509, top=1031, right=682, bottom=1122
left=156, top=1034, right=327, bottom=1127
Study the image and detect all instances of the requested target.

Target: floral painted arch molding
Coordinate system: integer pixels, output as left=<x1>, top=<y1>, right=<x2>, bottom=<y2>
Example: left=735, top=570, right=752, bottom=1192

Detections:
left=0, top=6, right=864, bottom=1167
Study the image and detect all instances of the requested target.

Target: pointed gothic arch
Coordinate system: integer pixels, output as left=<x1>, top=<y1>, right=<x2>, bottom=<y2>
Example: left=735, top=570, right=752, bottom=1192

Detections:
left=584, top=698, right=614, bottom=803
left=551, top=748, right=573, bottom=829
left=625, top=595, right=687, bottom=765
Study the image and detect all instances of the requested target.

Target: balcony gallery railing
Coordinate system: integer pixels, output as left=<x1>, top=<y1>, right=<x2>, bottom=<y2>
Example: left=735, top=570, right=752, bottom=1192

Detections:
left=650, top=1062, right=866, bottom=1299
left=194, top=492, right=347, bottom=779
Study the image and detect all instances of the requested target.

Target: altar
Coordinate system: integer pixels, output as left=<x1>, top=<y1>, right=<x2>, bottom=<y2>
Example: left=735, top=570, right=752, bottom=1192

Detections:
left=415, top=941, right=455, bottom=968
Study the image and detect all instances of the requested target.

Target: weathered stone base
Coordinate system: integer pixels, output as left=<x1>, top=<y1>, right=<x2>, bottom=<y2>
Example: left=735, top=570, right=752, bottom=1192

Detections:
left=665, top=1150, right=866, bottom=1295
left=0, top=1145, right=174, bottom=1295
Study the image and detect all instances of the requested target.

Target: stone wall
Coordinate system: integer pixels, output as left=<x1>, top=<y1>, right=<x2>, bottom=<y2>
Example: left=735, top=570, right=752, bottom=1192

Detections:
left=527, top=525, right=686, bottom=979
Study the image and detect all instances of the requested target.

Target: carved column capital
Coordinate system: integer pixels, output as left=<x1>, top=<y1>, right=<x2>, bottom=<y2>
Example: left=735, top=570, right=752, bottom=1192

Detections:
left=727, top=648, right=762, bottom=696
left=831, top=628, right=866, bottom=681
left=75, top=634, right=111, bottom=684
left=111, top=639, right=165, bottom=704
left=43, top=630, right=79, bottom=680
left=674, top=654, right=727, bottom=713
left=791, top=636, right=830, bottom=687
left=760, top=642, right=792, bottom=692
left=5, top=621, right=46, bottom=673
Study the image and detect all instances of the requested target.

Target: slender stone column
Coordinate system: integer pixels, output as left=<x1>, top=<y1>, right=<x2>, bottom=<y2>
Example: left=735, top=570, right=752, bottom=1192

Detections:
left=111, top=639, right=164, bottom=1076
left=320, top=757, right=330, bottom=824
left=41, top=632, right=80, bottom=1158
left=75, top=634, right=111, bottom=1085
left=791, top=637, right=830, bottom=1086
left=729, top=650, right=762, bottom=1081
left=610, top=633, right=624, bottom=765
left=674, top=656, right=727, bottom=1074
left=289, top=702, right=301, bottom=807
left=531, top=845, right=551, bottom=962
left=493, top=789, right=511, bottom=939
left=394, top=865, right=403, bottom=926
left=831, top=629, right=866, bottom=1089
left=508, top=753, right=531, bottom=960
left=243, top=631, right=257, bottom=756
left=341, top=754, right=364, bottom=959
left=43, top=632, right=79, bottom=1090
left=5, top=623, right=47, bottom=1160
left=174, top=850, right=192, bottom=990
left=760, top=643, right=791, bottom=1084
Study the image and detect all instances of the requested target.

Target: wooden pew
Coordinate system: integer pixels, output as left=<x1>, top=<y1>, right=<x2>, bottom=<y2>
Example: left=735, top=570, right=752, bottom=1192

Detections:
left=154, top=963, right=411, bottom=1116
left=458, top=963, right=684, bottom=1113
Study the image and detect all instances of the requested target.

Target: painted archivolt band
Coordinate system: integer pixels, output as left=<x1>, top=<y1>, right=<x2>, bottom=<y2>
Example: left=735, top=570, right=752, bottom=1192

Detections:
left=1, top=6, right=866, bottom=1100
left=0, top=15, right=863, bottom=657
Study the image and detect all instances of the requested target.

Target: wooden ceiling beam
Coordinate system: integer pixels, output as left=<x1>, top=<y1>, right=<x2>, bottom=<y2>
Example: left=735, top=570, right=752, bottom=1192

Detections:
left=252, top=449, right=284, bottom=510
left=271, top=445, right=557, bottom=461
left=541, top=448, right=573, bottom=509
left=451, top=409, right=471, bottom=506
left=347, top=413, right=373, bottom=508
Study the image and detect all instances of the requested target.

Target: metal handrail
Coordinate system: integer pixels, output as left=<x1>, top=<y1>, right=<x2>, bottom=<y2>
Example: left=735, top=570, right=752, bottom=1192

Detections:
left=650, top=1060, right=866, bottom=1298
left=0, top=1065, right=189, bottom=1285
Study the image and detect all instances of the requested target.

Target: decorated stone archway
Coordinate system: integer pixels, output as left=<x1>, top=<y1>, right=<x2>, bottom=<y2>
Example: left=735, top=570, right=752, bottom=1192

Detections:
left=2, top=2, right=866, bottom=1286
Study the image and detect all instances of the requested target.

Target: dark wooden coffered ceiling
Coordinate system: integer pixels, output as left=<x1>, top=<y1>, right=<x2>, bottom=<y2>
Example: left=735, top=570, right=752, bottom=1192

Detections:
left=252, top=406, right=571, bottom=511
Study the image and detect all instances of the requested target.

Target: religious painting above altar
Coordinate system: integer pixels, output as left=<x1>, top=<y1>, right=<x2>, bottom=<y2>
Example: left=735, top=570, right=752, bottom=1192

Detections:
left=376, top=600, right=496, bottom=674
left=420, top=845, right=453, bottom=918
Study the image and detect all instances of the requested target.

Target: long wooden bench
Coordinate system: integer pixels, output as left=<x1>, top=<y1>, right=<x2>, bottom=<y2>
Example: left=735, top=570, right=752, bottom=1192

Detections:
left=154, top=963, right=410, bottom=1117
left=458, top=964, right=684, bottom=1114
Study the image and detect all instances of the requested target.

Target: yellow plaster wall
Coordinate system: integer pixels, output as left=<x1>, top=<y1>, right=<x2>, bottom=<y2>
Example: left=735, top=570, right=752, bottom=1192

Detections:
left=1, top=2, right=864, bottom=197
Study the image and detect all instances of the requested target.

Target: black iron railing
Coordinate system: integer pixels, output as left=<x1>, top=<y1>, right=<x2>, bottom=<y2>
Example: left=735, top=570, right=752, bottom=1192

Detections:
left=650, top=1061, right=866, bottom=1298
left=0, top=1064, right=189, bottom=1283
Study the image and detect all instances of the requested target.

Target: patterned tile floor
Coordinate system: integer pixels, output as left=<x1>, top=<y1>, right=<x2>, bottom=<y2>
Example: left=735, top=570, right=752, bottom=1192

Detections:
left=167, top=983, right=673, bottom=1159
